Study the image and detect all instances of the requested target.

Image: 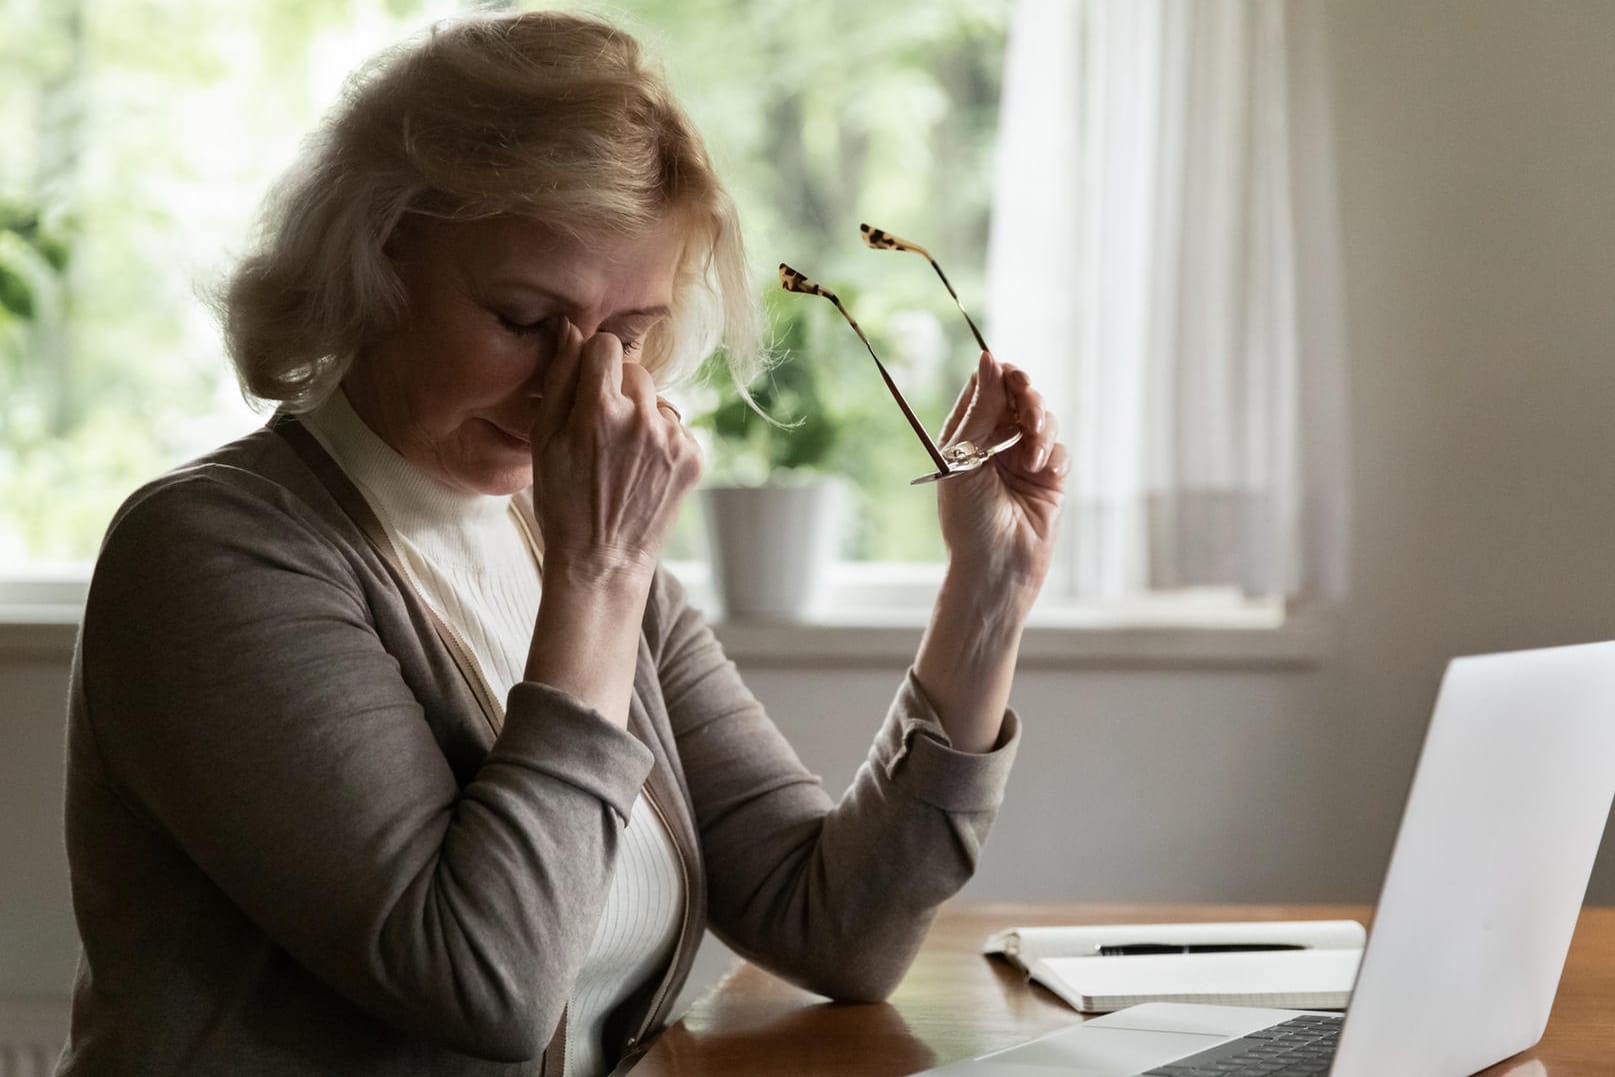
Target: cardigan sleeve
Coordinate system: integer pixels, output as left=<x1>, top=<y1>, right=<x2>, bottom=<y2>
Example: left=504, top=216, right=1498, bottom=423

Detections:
left=647, top=568, right=1020, bottom=1001
left=79, top=471, right=653, bottom=1062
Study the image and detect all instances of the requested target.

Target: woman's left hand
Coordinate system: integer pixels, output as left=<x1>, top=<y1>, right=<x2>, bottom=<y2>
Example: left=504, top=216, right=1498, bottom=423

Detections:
left=934, top=351, right=1069, bottom=618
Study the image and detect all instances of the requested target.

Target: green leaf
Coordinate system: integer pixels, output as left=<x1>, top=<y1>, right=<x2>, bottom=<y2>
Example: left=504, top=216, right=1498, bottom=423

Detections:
left=0, top=203, right=36, bottom=238
left=774, top=411, right=836, bottom=472
left=36, top=235, right=70, bottom=273
left=0, top=265, right=36, bottom=321
left=711, top=395, right=756, bottom=441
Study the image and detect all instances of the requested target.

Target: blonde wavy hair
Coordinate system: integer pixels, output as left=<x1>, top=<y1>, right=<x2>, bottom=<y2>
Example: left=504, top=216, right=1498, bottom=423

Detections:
left=221, top=10, right=762, bottom=411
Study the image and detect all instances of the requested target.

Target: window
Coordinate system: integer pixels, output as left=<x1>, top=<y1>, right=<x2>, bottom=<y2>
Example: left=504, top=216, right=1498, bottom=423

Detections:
left=1, top=1, right=1008, bottom=583
left=2, top=0, right=465, bottom=575
left=2, top=0, right=1344, bottom=623
left=986, top=0, right=1348, bottom=608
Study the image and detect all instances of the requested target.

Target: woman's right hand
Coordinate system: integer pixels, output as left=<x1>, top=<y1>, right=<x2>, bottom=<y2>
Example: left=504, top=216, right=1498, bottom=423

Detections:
left=528, top=318, right=702, bottom=589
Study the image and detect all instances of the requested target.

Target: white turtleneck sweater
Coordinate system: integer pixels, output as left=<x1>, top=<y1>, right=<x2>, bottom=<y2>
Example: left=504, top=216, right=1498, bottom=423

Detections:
left=301, top=390, right=683, bottom=1076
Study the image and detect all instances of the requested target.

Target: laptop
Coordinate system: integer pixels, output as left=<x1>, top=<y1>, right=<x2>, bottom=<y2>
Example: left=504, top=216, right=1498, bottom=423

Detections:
left=915, top=640, right=1615, bottom=1077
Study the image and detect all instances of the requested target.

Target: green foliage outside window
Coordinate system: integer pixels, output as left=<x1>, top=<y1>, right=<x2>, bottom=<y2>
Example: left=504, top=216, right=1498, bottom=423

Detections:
left=0, top=0, right=1008, bottom=567
left=690, top=290, right=842, bottom=484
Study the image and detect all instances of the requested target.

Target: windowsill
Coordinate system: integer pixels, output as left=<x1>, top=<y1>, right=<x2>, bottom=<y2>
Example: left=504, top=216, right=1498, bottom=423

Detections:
left=0, top=599, right=1330, bottom=670
left=705, top=609, right=1328, bottom=669
left=0, top=604, right=83, bottom=661
left=676, top=562, right=1331, bottom=669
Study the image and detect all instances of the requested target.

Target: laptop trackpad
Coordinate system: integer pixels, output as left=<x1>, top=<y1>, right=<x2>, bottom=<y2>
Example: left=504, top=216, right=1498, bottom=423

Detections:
left=982, top=1024, right=1224, bottom=1072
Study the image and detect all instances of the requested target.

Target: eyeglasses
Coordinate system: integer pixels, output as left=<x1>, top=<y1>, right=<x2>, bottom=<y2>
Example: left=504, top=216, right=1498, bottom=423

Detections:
left=779, top=224, right=1022, bottom=485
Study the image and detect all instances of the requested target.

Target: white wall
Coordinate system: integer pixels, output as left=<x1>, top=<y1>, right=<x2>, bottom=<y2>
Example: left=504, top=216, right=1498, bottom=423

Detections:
left=743, top=664, right=1341, bottom=904
left=1319, top=0, right=1615, bottom=900
left=0, top=659, right=79, bottom=997
left=4, top=0, right=1615, bottom=1015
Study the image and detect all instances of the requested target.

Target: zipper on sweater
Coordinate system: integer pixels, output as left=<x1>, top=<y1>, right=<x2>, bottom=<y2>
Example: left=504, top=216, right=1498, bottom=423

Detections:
left=393, top=501, right=541, bottom=738
left=392, top=549, right=506, bottom=737
left=436, top=615, right=505, bottom=734
left=628, top=783, right=694, bottom=1048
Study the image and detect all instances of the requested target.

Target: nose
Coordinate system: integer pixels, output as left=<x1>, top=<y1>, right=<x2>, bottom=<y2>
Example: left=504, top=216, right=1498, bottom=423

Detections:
left=554, top=312, right=612, bottom=340
left=521, top=316, right=631, bottom=402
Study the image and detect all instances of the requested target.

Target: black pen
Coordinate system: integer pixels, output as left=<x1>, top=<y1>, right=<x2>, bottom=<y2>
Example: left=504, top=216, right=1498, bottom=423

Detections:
left=1097, top=943, right=1308, bottom=956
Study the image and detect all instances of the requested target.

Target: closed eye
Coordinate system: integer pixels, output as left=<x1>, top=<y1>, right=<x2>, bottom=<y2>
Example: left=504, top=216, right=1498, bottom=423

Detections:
left=497, top=311, right=648, bottom=353
left=497, top=313, right=549, bottom=337
left=610, top=315, right=665, bottom=357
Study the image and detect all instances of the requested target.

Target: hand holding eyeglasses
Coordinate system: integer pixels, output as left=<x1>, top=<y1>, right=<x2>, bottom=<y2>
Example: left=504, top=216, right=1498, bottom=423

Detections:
left=781, top=225, right=1067, bottom=610
left=934, top=347, right=1067, bottom=610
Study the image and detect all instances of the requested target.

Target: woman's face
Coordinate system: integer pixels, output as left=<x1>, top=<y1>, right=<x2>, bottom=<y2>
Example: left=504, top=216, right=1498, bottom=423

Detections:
left=344, top=213, right=685, bottom=496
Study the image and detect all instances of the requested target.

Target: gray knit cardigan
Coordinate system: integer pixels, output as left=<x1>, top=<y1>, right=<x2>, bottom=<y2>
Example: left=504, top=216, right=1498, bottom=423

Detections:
left=56, top=417, right=1020, bottom=1076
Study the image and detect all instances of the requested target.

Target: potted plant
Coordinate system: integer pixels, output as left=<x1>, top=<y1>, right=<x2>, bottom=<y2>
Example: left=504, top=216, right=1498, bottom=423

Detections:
left=690, top=291, right=845, bottom=621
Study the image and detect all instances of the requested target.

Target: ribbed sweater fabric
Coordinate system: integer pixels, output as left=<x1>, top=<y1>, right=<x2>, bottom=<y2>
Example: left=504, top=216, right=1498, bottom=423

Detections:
left=301, top=391, right=683, bottom=1076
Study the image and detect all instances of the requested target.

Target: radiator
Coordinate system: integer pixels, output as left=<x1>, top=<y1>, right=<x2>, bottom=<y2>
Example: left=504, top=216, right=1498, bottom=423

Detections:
left=0, top=1000, right=67, bottom=1077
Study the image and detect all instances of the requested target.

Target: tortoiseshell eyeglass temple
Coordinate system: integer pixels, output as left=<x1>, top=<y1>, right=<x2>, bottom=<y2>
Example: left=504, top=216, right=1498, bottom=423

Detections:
left=859, top=224, right=992, bottom=355
left=780, top=226, right=1023, bottom=485
left=778, top=263, right=951, bottom=476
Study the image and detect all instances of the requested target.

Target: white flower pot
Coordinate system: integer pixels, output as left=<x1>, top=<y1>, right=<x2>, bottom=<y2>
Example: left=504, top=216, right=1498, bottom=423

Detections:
left=700, top=479, right=844, bottom=621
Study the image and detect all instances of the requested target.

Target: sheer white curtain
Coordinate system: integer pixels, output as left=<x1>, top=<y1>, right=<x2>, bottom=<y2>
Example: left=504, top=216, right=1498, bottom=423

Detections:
left=986, top=0, right=1349, bottom=602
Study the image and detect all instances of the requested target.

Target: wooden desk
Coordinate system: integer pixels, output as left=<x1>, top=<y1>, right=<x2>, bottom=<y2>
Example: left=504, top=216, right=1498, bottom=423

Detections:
left=630, top=903, right=1615, bottom=1076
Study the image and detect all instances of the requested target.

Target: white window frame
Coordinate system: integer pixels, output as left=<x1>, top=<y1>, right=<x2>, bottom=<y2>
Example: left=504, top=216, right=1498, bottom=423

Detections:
left=0, top=2, right=1330, bottom=668
left=0, top=556, right=1327, bottom=669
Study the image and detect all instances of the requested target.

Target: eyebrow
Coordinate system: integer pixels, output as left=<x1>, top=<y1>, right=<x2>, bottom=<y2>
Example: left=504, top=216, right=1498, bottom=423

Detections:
left=612, top=305, right=672, bottom=321
left=488, top=279, right=671, bottom=322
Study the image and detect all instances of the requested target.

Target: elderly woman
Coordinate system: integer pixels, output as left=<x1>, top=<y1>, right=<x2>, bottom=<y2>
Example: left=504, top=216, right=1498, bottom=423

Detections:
left=58, top=11, right=1067, bottom=1077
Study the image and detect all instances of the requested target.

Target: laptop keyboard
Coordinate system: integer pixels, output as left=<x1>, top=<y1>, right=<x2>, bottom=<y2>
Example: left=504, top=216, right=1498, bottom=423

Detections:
left=1141, top=1013, right=1344, bottom=1076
